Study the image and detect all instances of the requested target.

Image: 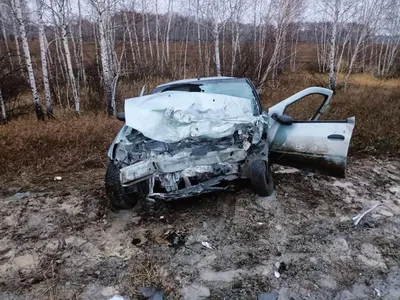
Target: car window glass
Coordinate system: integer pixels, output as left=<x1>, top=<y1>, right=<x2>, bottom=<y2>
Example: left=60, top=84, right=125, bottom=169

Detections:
left=198, top=81, right=255, bottom=102
left=283, top=94, right=326, bottom=121
left=159, top=80, right=256, bottom=102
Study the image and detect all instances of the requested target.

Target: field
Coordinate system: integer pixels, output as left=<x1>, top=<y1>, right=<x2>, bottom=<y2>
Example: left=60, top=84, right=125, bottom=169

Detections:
left=1, top=42, right=400, bottom=299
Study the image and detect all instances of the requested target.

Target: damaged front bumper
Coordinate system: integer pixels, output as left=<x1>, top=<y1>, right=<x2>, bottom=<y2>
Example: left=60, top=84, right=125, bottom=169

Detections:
left=119, top=147, right=248, bottom=200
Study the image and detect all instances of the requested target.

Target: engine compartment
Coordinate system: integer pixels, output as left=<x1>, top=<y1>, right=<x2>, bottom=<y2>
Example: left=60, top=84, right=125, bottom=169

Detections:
left=114, top=127, right=261, bottom=199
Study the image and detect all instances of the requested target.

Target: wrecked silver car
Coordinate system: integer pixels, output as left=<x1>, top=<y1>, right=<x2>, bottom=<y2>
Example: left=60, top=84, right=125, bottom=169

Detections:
left=105, top=77, right=355, bottom=209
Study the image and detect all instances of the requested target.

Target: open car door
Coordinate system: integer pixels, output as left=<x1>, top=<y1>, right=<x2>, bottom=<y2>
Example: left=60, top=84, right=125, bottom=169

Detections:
left=267, top=87, right=355, bottom=178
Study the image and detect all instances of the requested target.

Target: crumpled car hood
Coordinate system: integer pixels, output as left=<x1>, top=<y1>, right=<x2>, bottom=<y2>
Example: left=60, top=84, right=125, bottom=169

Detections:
left=124, top=91, right=260, bottom=143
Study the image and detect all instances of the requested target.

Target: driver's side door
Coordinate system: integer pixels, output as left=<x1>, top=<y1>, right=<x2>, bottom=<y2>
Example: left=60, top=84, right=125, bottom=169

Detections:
left=267, top=87, right=355, bottom=178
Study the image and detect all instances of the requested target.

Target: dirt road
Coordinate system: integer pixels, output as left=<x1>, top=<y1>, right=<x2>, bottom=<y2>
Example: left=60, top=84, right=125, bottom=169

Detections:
left=1, top=158, right=399, bottom=300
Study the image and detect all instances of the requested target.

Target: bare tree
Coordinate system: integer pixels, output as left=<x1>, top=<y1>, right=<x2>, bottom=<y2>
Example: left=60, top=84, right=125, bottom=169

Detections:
left=37, top=0, right=53, bottom=116
left=78, top=0, right=86, bottom=85
left=155, top=0, right=160, bottom=63
left=0, top=88, right=6, bottom=123
left=317, top=0, right=357, bottom=91
left=11, top=0, right=44, bottom=119
left=88, top=0, right=121, bottom=116
left=344, top=0, right=387, bottom=85
left=259, top=0, right=305, bottom=86
left=0, top=9, right=13, bottom=70
left=50, top=0, right=80, bottom=113
left=165, top=0, right=173, bottom=63
left=11, top=7, right=24, bottom=76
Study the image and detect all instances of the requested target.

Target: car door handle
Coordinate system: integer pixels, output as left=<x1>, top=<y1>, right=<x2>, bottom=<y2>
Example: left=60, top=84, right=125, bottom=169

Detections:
left=328, top=134, right=345, bottom=140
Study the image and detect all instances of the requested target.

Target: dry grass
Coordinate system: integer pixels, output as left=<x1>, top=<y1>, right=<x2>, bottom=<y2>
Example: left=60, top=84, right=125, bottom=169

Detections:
left=0, top=113, right=121, bottom=180
left=121, top=254, right=178, bottom=298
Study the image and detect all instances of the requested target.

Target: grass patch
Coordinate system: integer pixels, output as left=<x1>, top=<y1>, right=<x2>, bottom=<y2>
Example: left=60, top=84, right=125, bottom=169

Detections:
left=0, top=113, right=121, bottom=180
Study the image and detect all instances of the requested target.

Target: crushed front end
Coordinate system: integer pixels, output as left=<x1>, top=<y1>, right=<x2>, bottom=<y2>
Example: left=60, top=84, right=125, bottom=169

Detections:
left=108, top=91, right=268, bottom=200
left=112, top=126, right=266, bottom=200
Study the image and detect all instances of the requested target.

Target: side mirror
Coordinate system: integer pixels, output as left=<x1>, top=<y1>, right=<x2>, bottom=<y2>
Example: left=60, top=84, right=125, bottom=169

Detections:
left=117, top=112, right=125, bottom=122
left=271, top=113, right=293, bottom=126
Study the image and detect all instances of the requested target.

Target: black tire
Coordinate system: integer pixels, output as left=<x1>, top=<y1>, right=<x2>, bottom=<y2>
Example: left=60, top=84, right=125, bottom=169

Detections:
left=249, top=160, right=274, bottom=197
left=105, top=162, right=141, bottom=209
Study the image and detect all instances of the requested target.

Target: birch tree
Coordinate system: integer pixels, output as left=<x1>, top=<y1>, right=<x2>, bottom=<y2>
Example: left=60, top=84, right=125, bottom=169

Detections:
left=0, top=9, right=14, bottom=70
left=51, top=0, right=80, bottom=113
left=77, top=0, right=86, bottom=85
left=195, top=0, right=231, bottom=77
left=165, top=0, right=173, bottom=63
left=37, top=0, right=53, bottom=116
left=10, top=8, right=24, bottom=76
left=11, top=0, right=44, bottom=120
left=343, top=0, right=387, bottom=85
left=317, top=0, right=357, bottom=91
left=229, top=0, right=247, bottom=76
left=0, top=88, right=6, bottom=123
left=259, top=0, right=305, bottom=86
left=88, top=0, right=120, bottom=116
left=375, top=0, right=400, bottom=77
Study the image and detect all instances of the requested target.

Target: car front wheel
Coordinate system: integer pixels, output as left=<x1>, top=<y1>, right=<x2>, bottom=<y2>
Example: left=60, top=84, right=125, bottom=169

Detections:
left=249, top=160, right=274, bottom=197
left=105, top=162, right=148, bottom=209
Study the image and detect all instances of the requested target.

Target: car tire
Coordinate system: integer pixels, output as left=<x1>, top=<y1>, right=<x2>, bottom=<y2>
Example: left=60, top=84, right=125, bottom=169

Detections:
left=105, top=162, right=143, bottom=209
left=250, top=160, right=274, bottom=197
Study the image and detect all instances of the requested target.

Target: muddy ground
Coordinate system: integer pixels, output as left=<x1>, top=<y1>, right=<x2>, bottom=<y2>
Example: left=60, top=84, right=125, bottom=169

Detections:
left=1, top=158, right=400, bottom=300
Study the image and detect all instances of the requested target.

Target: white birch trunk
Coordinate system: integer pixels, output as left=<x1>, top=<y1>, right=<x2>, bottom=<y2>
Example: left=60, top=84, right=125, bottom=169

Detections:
left=99, top=13, right=115, bottom=116
left=37, top=0, right=52, bottom=116
left=146, top=13, right=153, bottom=60
left=61, top=23, right=80, bottom=113
left=12, top=15, right=24, bottom=77
left=213, top=21, right=221, bottom=76
left=132, top=12, right=141, bottom=60
left=328, top=4, right=339, bottom=92
left=124, top=11, right=136, bottom=64
left=183, top=18, right=190, bottom=79
left=13, top=0, right=43, bottom=119
left=78, top=0, right=86, bottom=85
left=155, top=0, right=160, bottom=63
left=0, top=89, right=6, bottom=123
left=165, top=0, right=173, bottom=63
left=1, top=14, right=14, bottom=70
left=93, top=23, right=101, bottom=80
left=196, top=0, right=202, bottom=74
left=70, top=28, right=79, bottom=87
left=141, top=1, right=147, bottom=64
left=205, top=29, right=210, bottom=76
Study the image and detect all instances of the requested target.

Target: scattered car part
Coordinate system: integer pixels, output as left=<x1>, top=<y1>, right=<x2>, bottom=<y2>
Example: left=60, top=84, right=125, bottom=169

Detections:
left=201, top=241, right=214, bottom=250
left=353, top=204, right=384, bottom=226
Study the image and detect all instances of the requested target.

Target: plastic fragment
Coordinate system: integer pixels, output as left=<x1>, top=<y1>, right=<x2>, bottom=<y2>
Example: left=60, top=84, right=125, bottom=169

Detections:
left=353, top=204, right=384, bottom=225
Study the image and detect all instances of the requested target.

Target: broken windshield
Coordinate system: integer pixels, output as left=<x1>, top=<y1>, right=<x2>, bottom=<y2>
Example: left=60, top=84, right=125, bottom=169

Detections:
left=152, top=79, right=256, bottom=103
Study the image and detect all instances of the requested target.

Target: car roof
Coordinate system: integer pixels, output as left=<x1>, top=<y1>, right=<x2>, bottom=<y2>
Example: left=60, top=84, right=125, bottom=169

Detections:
left=155, top=76, right=241, bottom=88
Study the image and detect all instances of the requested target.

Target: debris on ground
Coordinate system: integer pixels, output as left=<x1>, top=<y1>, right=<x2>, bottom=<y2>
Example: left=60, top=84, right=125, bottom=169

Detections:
left=54, top=176, right=63, bottom=181
left=353, top=203, right=385, bottom=225
left=258, top=290, right=279, bottom=300
left=156, top=229, right=187, bottom=248
left=201, top=241, right=214, bottom=250
left=275, top=261, right=287, bottom=274
left=140, top=286, right=164, bottom=300
left=6, top=192, right=39, bottom=200
left=109, top=296, right=125, bottom=300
